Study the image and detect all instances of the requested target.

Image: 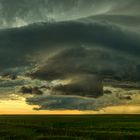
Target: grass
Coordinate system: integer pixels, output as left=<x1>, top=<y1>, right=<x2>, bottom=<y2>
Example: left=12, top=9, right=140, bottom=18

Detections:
left=0, top=115, right=140, bottom=139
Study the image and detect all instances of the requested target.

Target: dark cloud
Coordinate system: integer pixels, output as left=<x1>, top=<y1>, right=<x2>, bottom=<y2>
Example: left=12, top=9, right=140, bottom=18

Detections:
left=104, top=80, right=140, bottom=90
left=52, top=74, right=103, bottom=98
left=0, top=18, right=140, bottom=71
left=0, top=18, right=140, bottom=67
left=26, top=93, right=130, bottom=110
left=0, top=19, right=140, bottom=100
left=118, top=95, right=132, bottom=100
left=26, top=95, right=98, bottom=110
left=20, top=86, right=43, bottom=95
left=104, top=89, right=112, bottom=94
left=30, top=46, right=140, bottom=82
left=0, top=79, right=25, bottom=88
left=0, top=0, right=140, bottom=111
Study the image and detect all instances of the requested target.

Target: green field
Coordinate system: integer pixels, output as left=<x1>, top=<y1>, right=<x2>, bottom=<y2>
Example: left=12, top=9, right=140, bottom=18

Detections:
left=0, top=115, right=140, bottom=140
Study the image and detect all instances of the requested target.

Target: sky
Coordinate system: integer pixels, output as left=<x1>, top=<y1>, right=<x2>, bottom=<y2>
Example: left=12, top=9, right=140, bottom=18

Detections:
left=0, top=0, right=140, bottom=114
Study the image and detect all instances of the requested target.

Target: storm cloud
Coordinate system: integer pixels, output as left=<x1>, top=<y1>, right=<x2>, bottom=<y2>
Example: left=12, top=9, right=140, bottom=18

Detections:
left=1, top=0, right=139, bottom=28
left=26, top=93, right=133, bottom=111
left=0, top=0, right=140, bottom=111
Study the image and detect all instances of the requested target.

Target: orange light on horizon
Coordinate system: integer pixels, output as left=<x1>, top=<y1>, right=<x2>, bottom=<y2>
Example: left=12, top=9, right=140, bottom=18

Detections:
left=0, top=99, right=97, bottom=115
left=0, top=99, right=140, bottom=115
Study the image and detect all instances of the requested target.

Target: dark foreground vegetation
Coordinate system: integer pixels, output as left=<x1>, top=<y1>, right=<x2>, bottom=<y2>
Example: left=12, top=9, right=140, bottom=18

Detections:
left=0, top=115, right=140, bottom=140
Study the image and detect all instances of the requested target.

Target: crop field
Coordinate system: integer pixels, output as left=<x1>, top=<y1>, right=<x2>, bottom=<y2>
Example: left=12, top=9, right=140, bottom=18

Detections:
left=0, top=115, right=140, bottom=140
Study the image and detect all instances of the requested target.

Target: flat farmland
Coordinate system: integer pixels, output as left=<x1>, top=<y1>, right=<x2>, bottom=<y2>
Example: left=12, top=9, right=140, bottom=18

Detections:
left=0, top=115, right=140, bottom=140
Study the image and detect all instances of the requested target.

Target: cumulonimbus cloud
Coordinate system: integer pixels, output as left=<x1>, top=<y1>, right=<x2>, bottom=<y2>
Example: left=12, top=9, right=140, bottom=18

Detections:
left=0, top=0, right=140, bottom=111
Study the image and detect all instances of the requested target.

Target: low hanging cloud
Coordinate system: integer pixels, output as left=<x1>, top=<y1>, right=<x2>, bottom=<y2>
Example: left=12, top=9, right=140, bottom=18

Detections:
left=26, top=93, right=132, bottom=111
left=52, top=74, right=103, bottom=98
left=26, top=86, right=140, bottom=111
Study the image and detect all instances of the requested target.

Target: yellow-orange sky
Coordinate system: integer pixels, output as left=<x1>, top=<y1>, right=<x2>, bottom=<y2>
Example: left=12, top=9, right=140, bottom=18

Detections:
left=0, top=99, right=140, bottom=114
